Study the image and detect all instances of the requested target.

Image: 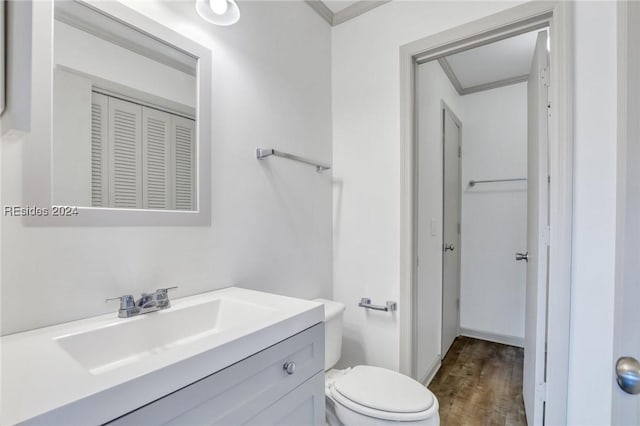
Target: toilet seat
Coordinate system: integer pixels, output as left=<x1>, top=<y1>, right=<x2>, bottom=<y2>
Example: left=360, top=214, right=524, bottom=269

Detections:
left=330, top=365, right=437, bottom=422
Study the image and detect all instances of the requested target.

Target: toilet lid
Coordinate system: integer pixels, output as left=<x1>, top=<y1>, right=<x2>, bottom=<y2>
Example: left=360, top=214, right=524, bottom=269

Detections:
left=332, top=365, right=435, bottom=414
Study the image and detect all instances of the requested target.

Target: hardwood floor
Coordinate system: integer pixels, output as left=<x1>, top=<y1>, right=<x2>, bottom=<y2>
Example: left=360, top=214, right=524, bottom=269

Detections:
left=428, top=337, right=527, bottom=426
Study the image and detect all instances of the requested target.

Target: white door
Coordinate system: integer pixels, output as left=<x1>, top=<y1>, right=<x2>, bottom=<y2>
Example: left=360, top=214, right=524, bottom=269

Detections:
left=442, top=105, right=461, bottom=358
left=108, top=97, right=143, bottom=209
left=612, top=1, right=640, bottom=423
left=170, top=115, right=196, bottom=210
left=142, top=106, right=171, bottom=210
left=522, top=30, right=549, bottom=426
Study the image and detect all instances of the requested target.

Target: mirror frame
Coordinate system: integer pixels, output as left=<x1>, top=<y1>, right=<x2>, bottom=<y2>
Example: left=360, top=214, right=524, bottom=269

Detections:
left=24, top=0, right=212, bottom=226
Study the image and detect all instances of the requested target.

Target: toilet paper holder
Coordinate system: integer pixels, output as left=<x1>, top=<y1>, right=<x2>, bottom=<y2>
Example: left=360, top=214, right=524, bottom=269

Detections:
left=359, top=298, right=397, bottom=312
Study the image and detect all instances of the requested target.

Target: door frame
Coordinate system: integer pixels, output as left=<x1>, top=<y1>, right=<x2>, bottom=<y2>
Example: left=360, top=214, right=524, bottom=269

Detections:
left=613, top=0, right=640, bottom=423
left=440, top=100, right=462, bottom=360
left=398, top=2, right=574, bottom=424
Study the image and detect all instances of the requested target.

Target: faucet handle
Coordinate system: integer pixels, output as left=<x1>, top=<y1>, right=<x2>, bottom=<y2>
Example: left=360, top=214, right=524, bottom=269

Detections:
left=155, top=286, right=178, bottom=297
left=154, top=287, right=178, bottom=308
left=106, top=295, right=135, bottom=310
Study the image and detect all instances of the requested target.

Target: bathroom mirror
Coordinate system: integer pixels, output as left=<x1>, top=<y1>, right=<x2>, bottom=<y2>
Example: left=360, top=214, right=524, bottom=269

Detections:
left=23, top=0, right=211, bottom=225
left=53, top=0, right=198, bottom=211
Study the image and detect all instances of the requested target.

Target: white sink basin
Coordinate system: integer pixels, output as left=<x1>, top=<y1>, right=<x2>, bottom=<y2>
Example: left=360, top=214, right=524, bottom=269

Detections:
left=56, top=298, right=277, bottom=375
left=1, top=287, right=323, bottom=426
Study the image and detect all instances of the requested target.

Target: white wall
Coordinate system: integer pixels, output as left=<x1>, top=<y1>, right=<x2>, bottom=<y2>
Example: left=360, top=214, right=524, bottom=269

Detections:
left=415, top=60, right=463, bottom=381
left=459, top=82, right=527, bottom=343
left=52, top=69, right=92, bottom=206
left=332, top=0, right=524, bottom=372
left=1, top=1, right=333, bottom=335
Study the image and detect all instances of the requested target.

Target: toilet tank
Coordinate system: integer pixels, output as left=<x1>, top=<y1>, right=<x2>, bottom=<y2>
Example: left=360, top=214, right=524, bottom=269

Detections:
left=314, top=298, right=346, bottom=371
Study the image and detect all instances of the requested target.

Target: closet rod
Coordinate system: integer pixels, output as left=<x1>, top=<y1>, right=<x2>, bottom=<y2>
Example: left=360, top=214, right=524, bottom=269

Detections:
left=468, top=177, right=527, bottom=187
left=256, top=148, right=331, bottom=173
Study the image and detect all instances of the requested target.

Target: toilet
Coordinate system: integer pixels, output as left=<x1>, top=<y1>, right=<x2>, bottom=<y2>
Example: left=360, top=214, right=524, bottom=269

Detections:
left=315, top=299, right=440, bottom=426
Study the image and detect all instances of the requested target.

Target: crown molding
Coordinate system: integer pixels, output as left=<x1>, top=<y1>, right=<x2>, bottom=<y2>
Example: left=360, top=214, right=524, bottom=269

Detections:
left=305, top=0, right=391, bottom=27
left=437, top=57, right=464, bottom=95
left=460, top=74, right=529, bottom=95
left=305, top=0, right=333, bottom=25
left=438, top=57, right=529, bottom=96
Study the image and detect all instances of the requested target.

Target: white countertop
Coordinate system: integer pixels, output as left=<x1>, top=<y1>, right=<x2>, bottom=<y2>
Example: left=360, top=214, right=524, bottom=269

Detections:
left=0, top=287, right=324, bottom=425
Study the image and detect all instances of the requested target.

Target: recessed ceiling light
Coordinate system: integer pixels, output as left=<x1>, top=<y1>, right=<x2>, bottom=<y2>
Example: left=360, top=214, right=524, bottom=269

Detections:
left=195, top=0, right=240, bottom=26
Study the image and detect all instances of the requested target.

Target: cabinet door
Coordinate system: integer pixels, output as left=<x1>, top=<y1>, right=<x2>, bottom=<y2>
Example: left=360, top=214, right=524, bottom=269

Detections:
left=107, top=324, right=324, bottom=426
left=244, top=372, right=325, bottom=426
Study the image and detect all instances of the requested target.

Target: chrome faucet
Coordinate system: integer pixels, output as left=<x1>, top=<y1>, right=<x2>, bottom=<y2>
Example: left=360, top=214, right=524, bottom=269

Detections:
left=106, top=287, right=178, bottom=318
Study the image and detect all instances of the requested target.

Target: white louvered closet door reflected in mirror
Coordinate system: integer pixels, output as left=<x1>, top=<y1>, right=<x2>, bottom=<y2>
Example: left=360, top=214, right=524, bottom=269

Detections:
left=91, top=93, right=109, bottom=208
left=109, top=96, right=142, bottom=208
left=142, top=107, right=171, bottom=210
left=171, top=115, right=196, bottom=211
left=91, top=92, right=196, bottom=210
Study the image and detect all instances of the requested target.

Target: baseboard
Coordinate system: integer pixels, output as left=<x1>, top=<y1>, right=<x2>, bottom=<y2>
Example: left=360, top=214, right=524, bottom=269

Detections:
left=419, top=354, right=441, bottom=386
left=459, top=327, right=524, bottom=348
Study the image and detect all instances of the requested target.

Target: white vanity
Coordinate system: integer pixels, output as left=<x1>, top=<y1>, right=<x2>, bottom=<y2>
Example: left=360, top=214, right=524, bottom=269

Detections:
left=0, top=288, right=325, bottom=425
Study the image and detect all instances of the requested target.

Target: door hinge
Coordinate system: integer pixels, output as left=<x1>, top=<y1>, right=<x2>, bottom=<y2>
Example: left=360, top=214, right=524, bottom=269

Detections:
left=543, top=225, right=550, bottom=246
left=416, top=256, right=419, bottom=267
left=456, top=298, right=460, bottom=310
left=458, top=146, right=461, bottom=158
left=537, top=382, right=548, bottom=402
left=457, top=222, right=461, bottom=235
left=541, top=67, right=550, bottom=87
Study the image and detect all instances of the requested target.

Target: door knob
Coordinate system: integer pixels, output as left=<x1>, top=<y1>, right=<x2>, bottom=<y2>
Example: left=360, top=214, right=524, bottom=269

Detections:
left=616, top=356, right=640, bottom=394
left=516, top=252, right=528, bottom=262
left=444, top=244, right=455, bottom=252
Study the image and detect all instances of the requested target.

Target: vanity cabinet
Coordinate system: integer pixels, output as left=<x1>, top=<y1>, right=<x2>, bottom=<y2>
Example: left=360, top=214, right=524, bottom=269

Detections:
left=107, top=323, right=325, bottom=426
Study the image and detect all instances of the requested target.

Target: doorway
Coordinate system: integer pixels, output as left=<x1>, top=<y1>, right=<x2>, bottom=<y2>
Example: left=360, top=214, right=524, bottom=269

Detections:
left=416, top=26, right=544, bottom=424
left=399, top=3, right=574, bottom=425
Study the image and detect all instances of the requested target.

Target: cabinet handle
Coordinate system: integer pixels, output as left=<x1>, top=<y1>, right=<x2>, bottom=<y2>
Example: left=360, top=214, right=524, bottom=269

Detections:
left=283, top=361, right=296, bottom=375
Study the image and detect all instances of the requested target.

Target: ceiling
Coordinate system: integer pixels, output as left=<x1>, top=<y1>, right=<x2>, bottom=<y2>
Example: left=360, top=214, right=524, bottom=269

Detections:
left=305, top=1, right=391, bottom=26
left=438, top=29, right=544, bottom=95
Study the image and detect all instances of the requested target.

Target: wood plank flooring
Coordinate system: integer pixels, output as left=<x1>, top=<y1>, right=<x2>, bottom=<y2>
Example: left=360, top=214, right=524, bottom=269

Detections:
left=428, top=337, right=527, bottom=426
